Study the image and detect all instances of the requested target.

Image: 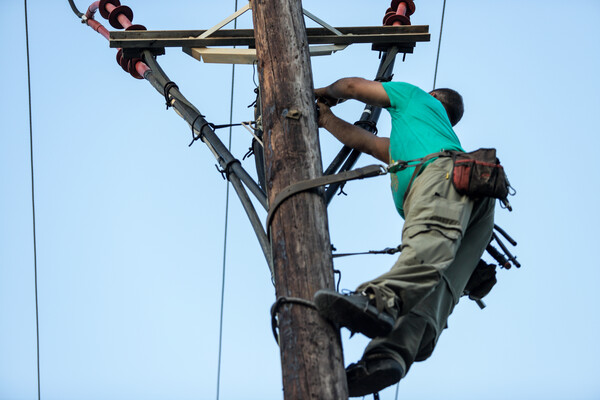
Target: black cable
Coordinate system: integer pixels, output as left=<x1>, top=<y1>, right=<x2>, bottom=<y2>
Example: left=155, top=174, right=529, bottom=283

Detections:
left=24, top=2, right=41, bottom=399
left=433, top=0, right=447, bottom=90
left=67, top=0, right=84, bottom=18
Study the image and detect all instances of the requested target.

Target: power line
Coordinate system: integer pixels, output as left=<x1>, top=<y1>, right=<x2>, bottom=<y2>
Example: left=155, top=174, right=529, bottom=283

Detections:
left=432, top=0, right=447, bottom=90
left=67, top=0, right=83, bottom=18
left=24, top=1, right=41, bottom=399
left=216, top=2, right=239, bottom=399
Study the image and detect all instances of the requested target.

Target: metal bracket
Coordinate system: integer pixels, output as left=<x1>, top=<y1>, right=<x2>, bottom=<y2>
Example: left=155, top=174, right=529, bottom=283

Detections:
left=283, top=109, right=302, bottom=120
left=185, top=2, right=350, bottom=64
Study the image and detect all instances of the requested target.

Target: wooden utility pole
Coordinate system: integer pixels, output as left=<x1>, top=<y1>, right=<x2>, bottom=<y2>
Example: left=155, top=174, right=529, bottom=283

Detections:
left=251, top=0, right=348, bottom=399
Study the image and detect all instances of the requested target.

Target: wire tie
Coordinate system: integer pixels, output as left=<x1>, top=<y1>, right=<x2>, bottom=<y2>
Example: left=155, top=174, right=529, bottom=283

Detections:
left=216, top=159, right=240, bottom=181
left=189, top=120, right=212, bottom=147
left=163, top=81, right=179, bottom=109
left=243, top=147, right=254, bottom=160
left=333, top=269, right=342, bottom=292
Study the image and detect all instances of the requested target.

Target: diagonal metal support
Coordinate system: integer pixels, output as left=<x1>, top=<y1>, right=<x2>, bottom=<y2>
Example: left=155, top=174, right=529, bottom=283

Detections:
left=196, top=3, right=252, bottom=39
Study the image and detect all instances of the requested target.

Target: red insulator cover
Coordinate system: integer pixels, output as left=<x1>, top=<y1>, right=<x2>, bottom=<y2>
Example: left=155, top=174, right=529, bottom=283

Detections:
left=116, top=49, right=129, bottom=72
left=108, top=5, right=134, bottom=29
left=385, top=14, right=411, bottom=26
left=125, top=24, right=146, bottom=31
left=391, top=0, right=416, bottom=16
left=383, top=11, right=397, bottom=25
left=98, top=0, right=120, bottom=20
left=127, top=58, right=144, bottom=79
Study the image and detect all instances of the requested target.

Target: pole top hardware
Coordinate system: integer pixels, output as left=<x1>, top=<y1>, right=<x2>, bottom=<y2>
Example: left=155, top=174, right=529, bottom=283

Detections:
left=108, top=2, right=430, bottom=65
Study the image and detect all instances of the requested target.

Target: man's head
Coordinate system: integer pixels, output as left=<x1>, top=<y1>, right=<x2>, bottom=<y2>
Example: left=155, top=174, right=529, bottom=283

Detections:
left=430, top=88, right=464, bottom=126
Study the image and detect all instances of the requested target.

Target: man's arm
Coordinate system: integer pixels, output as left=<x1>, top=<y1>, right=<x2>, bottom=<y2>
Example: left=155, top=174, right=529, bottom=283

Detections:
left=315, top=77, right=391, bottom=108
left=317, top=100, right=390, bottom=163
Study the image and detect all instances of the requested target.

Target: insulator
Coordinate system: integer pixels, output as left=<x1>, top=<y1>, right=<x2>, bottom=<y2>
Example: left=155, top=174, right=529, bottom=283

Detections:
left=108, top=5, right=134, bottom=29
left=385, top=14, right=411, bottom=26
left=98, top=0, right=120, bottom=20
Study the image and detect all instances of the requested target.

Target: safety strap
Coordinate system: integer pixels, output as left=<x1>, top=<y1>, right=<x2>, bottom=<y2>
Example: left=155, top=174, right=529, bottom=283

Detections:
left=400, top=150, right=452, bottom=202
left=266, top=164, right=387, bottom=237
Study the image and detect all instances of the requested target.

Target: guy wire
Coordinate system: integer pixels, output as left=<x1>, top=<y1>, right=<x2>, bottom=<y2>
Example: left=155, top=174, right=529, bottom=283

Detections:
left=24, top=1, right=41, bottom=399
left=432, top=0, right=447, bottom=90
left=216, top=2, right=239, bottom=399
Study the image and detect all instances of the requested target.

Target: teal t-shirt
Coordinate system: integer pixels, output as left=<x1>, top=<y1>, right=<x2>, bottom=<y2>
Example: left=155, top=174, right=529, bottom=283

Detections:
left=383, top=82, right=464, bottom=218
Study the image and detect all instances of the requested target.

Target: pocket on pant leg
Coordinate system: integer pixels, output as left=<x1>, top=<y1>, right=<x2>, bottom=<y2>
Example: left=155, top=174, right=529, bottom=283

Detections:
left=403, top=193, right=470, bottom=242
left=404, top=223, right=461, bottom=243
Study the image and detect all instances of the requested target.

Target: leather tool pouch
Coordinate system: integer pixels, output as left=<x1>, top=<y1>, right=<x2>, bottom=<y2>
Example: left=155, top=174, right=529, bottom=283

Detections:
left=450, top=148, right=511, bottom=201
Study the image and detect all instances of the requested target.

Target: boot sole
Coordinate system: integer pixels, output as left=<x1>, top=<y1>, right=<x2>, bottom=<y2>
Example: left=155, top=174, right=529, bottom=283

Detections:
left=313, top=290, right=393, bottom=338
left=347, top=360, right=402, bottom=397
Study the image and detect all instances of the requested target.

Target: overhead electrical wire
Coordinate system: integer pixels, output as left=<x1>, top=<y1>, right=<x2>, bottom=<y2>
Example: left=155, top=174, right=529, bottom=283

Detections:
left=216, top=3, right=239, bottom=399
left=432, top=0, right=447, bottom=90
left=68, top=0, right=83, bottom=18
left=24, top=1, right=41, bottom=399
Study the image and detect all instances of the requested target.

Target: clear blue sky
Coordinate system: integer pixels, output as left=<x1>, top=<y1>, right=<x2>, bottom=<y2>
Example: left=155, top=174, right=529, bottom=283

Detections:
left=2, top=1, right=599, bottom=399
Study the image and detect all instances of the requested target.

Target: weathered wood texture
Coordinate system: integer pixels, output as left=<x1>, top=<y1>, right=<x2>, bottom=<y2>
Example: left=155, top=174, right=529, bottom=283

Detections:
left=251, top=0, right=348, bottom=399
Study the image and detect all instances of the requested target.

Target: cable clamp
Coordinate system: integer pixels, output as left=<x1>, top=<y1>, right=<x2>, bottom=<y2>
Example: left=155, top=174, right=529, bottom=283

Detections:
left=163, top=81, right=179, bottom=109
left=354, top=120, right=378, bottom=135
left=216, top=159, right=240, bottom=181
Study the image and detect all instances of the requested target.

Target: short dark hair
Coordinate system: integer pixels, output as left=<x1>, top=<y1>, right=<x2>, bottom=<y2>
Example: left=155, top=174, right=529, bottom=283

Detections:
left=431, top=88, right=464, bottom=126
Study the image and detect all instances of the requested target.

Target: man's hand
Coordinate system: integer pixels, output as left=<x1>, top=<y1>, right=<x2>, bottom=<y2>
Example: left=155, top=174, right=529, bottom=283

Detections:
left=315, top=78, right=391, bottom=109
left=315, top=87, right=343, bottom=107
left=316, top=99, right=333, bottom=128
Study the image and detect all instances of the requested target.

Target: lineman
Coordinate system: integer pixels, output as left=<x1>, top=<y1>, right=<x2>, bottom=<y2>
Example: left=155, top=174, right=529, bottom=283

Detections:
left=313, top=78, right=496, bottom=396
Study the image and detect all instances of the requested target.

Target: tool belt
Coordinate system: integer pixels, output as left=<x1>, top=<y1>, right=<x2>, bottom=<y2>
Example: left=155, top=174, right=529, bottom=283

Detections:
left=398, top=148, right=513, bottom=210
left=449, top=148, right=511, bottom=204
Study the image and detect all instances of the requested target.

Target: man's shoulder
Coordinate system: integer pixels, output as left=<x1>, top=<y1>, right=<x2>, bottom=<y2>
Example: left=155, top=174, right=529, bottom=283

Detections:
left=382, top=81, right=419, bottom=92
left=382, top=82, right=420, bottom=109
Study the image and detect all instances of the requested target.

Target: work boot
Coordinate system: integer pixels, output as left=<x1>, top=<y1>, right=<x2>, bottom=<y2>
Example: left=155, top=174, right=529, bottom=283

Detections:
left=346, top=353, right=404, bottom=397
left=313, top=289, right=397, bottom=338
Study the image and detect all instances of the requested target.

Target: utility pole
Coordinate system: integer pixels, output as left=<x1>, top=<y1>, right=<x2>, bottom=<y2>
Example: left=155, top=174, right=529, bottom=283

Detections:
left=251, top=0, right=348, bottom=399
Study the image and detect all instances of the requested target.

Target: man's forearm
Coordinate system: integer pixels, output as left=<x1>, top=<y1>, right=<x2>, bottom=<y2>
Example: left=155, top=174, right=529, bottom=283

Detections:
left=319, top=77, right=391, bottom=108
left=321, top=111, right=389, bottom=163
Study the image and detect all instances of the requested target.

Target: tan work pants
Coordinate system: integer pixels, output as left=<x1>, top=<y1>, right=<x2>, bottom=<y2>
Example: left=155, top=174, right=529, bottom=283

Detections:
left=357, top=157, right=495, bottom=374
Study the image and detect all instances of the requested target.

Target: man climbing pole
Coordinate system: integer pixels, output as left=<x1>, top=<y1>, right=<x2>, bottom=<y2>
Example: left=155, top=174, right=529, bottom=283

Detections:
left=313, top=78, right=497, bottom=396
